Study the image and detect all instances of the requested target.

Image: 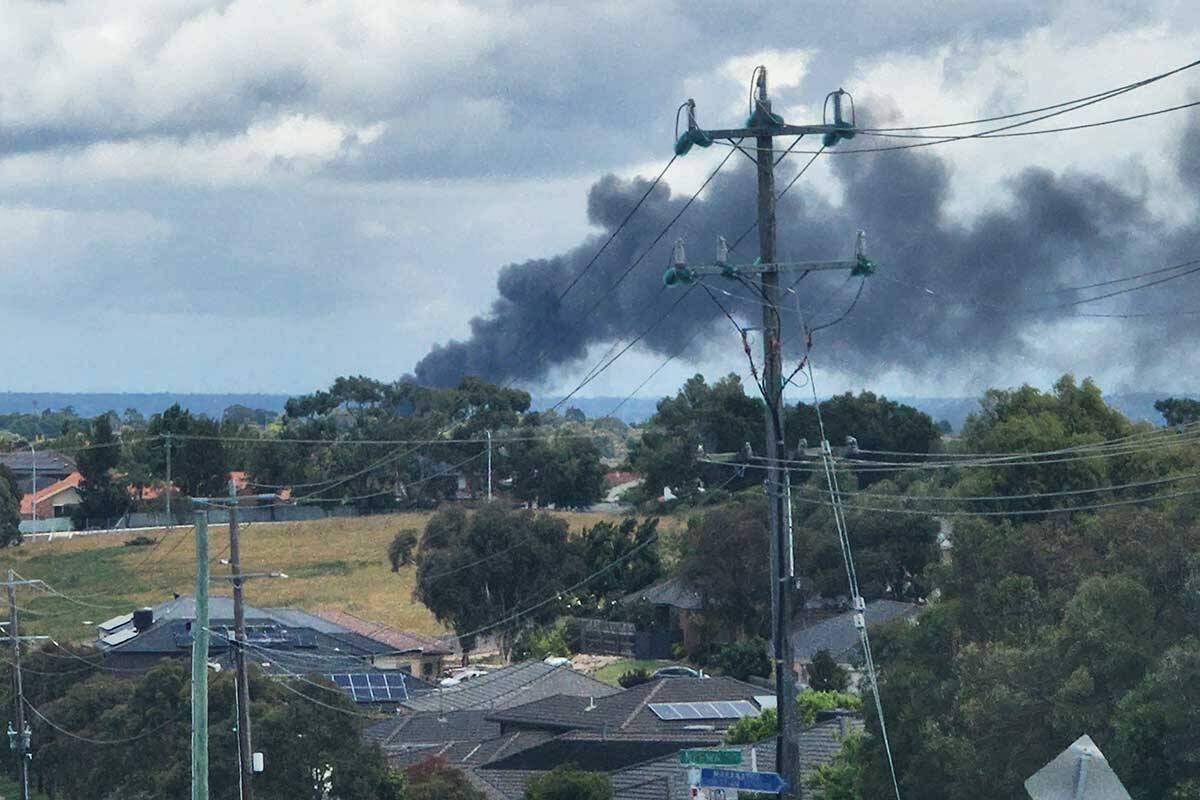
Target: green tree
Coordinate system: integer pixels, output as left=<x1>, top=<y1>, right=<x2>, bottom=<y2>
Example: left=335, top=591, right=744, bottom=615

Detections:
left=72, top=414, right=131, bottom=528
left=511, top=435, right=606, bottom=509
left=388, top=529, right=419, bottom=571
left=678, top=497, right=770, bottom=639
left=10, top=660, right=404, bottom=800
left=575, top=517, right=661, bottom=611
left=0, top=465, right=21, bottom=547
left=807, top=732, right=866, bottom=800
left=524, top=766, right=613, bottom=800
left=1112, top=638, right=1200, bottom=800
left=511, top=625, right=570, bottom=661
left=1155, top=397, right=1200, bottom=427
left=415, top=505, right=581, bottom=655
left=789, top=390, right=942, bottom=487
left=405, top=757, right=485, bottom=800
left=146, top=404, right=229, bottom=498
left=808, top=649, right=850, bottom=692
left=713, top=638, right=771, bottom=681
left=629, top=374, right=765, bottom=501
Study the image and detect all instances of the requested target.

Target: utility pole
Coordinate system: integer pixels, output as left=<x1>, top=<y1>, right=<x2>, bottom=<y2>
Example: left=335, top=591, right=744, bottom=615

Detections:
left=665, top=68, right=867, bottom=798
left=6, top=572, right=47, bottom=800
left=192, top=511, right=210, bottom=800
left=165, top=433, right=173, bottom=527
left=486, top=430, right=493, bottom=502
left=28, top=442, right=36, bottom=526
left=228, top=480, right=254, bottom=800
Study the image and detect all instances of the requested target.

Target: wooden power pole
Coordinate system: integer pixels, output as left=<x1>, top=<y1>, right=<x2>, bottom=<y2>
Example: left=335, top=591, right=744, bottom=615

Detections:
left=228, top=480, right=254, bottom=800
left=665, top=68, right=867, bottom=797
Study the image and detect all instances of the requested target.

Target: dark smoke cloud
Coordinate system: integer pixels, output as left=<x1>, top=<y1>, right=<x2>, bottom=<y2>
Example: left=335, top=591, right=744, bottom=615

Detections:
left=413, top=108, right=1198, bottom=389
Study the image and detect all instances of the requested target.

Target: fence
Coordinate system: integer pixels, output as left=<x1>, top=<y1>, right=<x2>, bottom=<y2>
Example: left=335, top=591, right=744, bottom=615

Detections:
left=564, top=618, right=681, bottom=660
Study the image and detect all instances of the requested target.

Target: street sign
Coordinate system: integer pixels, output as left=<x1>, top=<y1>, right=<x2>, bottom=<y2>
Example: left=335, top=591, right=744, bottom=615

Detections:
left=681, top=749, right=743, bottom=766
left=700, top=768, right=787, bottom=794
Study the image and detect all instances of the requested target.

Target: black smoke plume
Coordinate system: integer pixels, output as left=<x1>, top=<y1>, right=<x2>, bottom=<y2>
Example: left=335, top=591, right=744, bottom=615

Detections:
left=413, top=111, right=1198, bottom=390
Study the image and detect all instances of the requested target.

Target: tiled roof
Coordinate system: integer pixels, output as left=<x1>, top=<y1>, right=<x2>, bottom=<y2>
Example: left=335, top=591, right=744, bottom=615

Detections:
left=487, top=676, right=766, bottom=739
left=367, top=711, right=500, bottom=748
left=19, top=471, right=82, bottom=515
left=622, top=576, right=703, bottom=611
left=315, top=608, right=453, bottom=656
left=400, top=661, right=618, bottom=714
left=790, top=600, right=922, bottom=663
left=470, top=719, right=863, bottom=800
left=0, top=451, right=76, bottom=474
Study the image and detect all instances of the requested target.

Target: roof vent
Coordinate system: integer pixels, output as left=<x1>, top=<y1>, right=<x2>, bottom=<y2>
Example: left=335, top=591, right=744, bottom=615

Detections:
left=133, top=607, right=154, bottom=631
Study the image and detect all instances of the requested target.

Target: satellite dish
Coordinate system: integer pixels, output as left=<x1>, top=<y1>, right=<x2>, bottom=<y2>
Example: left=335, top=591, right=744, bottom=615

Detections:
left=1025, top=734, right=1131, bottom=800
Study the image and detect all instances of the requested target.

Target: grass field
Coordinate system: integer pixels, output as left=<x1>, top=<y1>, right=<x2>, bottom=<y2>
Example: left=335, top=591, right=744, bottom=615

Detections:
left=591, top=658, right=675, bottom=686
left=0, top=510, right=620, bottom=645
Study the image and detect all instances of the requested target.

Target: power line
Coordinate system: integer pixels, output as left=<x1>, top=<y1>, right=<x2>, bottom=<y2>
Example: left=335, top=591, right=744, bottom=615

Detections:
left=555, top=154, right=679, bottom=302
left=24, top=697, right=179, bottom=746
left=854, top=57, right=1200, bottom=132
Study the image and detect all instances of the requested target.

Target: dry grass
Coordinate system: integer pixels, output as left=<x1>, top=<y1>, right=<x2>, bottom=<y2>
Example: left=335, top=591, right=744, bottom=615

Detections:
left=0, top=509, right=624, bottom=644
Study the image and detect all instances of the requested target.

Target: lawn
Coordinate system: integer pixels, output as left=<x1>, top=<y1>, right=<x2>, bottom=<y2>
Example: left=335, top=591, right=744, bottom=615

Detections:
left=0, top=510, right=620, bottom=645
left=591, top=658, right=675, bottom=686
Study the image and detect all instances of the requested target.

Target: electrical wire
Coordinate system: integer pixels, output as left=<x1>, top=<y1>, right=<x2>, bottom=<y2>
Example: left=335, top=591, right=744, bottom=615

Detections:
left=24, top=697, right=180, bottom=745
left=854, top=57, right=1200, bottom=132
left=556, top=154, right=678, bottom=302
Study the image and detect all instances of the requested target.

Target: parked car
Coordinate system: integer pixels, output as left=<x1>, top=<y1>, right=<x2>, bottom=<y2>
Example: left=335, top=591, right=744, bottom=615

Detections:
left=652, top=665, right=702, bottom=679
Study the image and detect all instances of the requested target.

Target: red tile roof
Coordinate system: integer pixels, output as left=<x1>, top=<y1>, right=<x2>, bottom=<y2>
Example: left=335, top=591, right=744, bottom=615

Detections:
left=20, top=471, right=83, bottom=516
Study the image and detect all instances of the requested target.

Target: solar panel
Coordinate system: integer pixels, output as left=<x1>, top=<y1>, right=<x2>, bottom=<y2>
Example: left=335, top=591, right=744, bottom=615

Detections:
left=649, top=701, right=761, bottom=721
left=327, top=673, right=410, bottom=702
left=100, top=628, right=138, bottom=647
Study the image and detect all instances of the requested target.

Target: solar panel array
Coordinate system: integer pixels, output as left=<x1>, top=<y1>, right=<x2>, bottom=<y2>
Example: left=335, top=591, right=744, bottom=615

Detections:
left=327, top=673, right=411, bottom=703
left=648, top=700, right=760, bottom=721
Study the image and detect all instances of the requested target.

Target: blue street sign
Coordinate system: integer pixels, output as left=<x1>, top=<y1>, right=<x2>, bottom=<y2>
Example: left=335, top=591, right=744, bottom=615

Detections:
left=700, top=768, right=787, bottom=793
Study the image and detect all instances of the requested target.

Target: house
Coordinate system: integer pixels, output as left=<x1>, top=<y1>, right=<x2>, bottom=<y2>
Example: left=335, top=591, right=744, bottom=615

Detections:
left=96, top=596, right=435, bottom=706
left=314, top=608, right=452, bottom=680
left=621, top=576, right=703, bottom=651
left=790, top=599, right=922, bottom=685
left=0, top=450, right=77, bottom=496
left=469, top=721, right=861, bottom=800
left=368, top=674, right=863, bottom=800
left=19, top=471, right=82, bottom=520
left=397, top=660, right=619, bottom=714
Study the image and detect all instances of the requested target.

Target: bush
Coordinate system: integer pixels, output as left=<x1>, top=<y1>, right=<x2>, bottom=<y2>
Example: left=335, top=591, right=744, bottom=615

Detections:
left=388, top=529, right=418, bottom=571
left=511, top=625, right=570, bottom=661
left=808, top=649, right=850, bottom=692
left=713, top=638, right=771, bottom=681
left=797, top=690, right=861, bottom=725
left=617, top=669, right=651, bottom=689
left=525, top=766, right=613, bottom=800
left=406, top=757, right=484, bottom=800
left=123, top=535, right=158, bottom=547
left=724, top=691, right=863, bottom=744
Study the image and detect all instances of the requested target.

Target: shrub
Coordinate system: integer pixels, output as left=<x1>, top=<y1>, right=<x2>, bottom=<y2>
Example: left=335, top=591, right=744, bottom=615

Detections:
left=525, top=767, right=613, bottom=800
left=713, top=638, right=771, bottom=681
left=123, top=535, right=158, bottom=547
left=808, top=649, right=850, bottom=692
left=511, top=625, right=570, bottom=661
left=617, top=668, right=651, bottom=689
left=388, top=529, right=418, bottom=571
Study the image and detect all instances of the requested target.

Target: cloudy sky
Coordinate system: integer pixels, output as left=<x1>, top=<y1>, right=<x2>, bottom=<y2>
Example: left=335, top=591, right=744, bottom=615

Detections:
left=5, top=0, right=1200, bottom=403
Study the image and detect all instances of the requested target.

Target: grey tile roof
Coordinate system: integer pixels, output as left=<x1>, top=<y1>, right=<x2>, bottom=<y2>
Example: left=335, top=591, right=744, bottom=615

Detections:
left=487, top=676, right=767, bottom=739
left=386, top=730, right=557, bottom=770
left=0, top=451, right=76, bottom=474
left=790, top=600, right=922, bottom=663
left=622, top=576, right=703, bottom=611
left=470, top=719, right=862, bottom=800
left=400, top=661, right=619, bottom=714
left=366, top=711, right=501, bottom=748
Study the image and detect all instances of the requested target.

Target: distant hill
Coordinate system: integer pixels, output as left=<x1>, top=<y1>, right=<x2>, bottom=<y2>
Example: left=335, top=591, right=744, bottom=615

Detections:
left=0, top=392, right=291, bottom=420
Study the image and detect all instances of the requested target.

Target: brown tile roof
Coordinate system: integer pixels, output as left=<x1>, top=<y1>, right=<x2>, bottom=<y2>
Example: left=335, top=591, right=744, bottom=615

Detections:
left=20, top=471, right=82, bottom=516
left=314, top=608, right=453, bottom=656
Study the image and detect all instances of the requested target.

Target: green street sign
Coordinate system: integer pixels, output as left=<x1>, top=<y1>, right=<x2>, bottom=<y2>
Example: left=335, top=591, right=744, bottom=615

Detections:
left=680, top=749, right=743, bottom=766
